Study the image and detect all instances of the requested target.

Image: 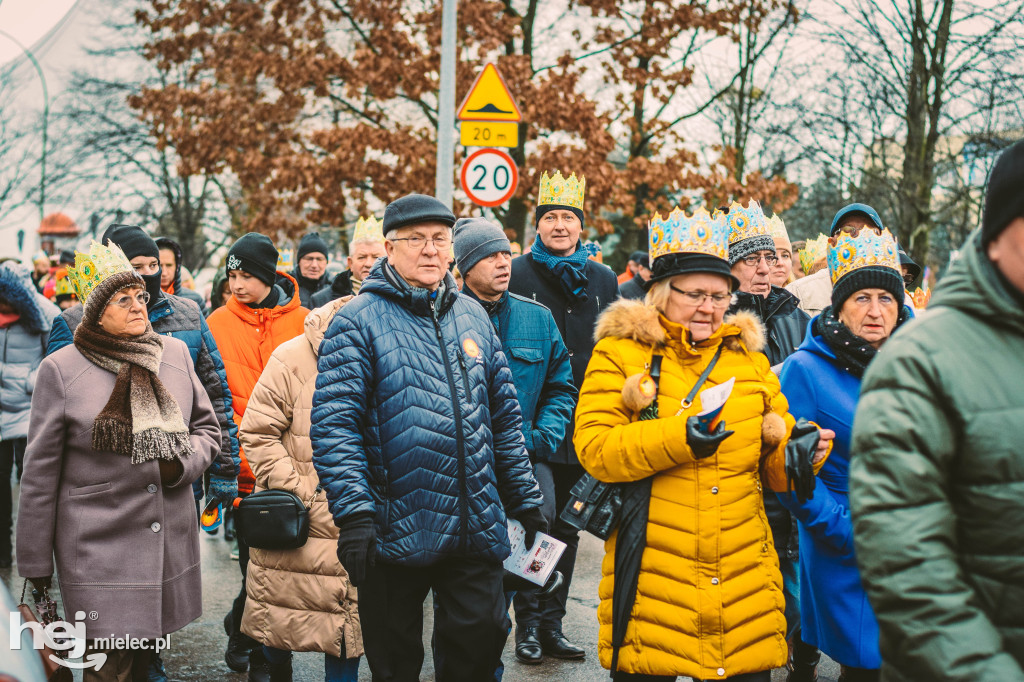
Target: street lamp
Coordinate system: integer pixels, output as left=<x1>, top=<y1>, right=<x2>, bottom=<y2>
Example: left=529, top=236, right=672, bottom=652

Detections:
left=0, top=28, right=49, bottom=223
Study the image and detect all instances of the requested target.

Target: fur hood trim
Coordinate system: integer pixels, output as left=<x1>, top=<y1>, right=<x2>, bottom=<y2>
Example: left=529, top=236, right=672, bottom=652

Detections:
left=595, top=299, right=766, bottom=354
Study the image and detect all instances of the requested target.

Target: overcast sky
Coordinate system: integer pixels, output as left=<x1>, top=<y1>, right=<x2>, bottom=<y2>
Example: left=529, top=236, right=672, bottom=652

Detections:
left=0, top=0, right=79, bottom=66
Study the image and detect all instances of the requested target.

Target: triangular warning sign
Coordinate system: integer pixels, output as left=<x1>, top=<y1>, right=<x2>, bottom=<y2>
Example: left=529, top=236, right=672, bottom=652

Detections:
left=457, top=63, right=522, bottom=122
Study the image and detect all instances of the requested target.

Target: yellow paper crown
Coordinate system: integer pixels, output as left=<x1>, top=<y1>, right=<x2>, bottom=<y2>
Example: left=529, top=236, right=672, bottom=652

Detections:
left=827, top=228, right=900, bottom=285
left=66, top=240, right=135, bottom=303
left=799, top=234, right=829, bottom=274
left=724, top=200, right=770, bottom=245
left=537, top=171, right=585, bottom=210
left=277, top=248, right=293, bottom=271
left=54, top=269, right=76, bottom=299
left=352, top=215, right=384, bottom=244
left=767, top=215, right=789, bottom=242
left=649, top=206, right=730, bottom=262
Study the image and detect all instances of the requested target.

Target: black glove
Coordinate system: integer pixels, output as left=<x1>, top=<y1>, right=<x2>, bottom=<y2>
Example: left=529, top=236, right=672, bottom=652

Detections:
left=28, top=576, right=52, bottom=592
left=686, top=418, right=734, bottom=460
left=503, top=569, right=564, bottom=600
left=786, top=418, right=820, bottom=503
left=516, top=506, right=550, bottom=549
left=336, top=514, right=376, bottom=587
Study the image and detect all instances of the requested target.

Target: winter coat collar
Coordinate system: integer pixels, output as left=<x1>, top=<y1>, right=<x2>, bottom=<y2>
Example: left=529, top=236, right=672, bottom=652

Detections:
left=225, top=271, right=303, bottom=324
left=360, top=260, right=459, bottom=318
left=0, top=264, right=51, bottom=334
left=303, top=296, right=351, bottom=355
left=732, top=286, right=800, bottom=324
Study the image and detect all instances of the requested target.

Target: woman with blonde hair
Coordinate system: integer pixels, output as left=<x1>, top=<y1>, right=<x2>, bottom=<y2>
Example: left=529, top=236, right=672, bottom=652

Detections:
left=574, top=206, right=833, bottom=681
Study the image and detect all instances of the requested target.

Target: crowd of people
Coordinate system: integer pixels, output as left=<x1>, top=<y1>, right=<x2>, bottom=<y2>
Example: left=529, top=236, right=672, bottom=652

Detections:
left=1, top=139, right=1023, bottom=682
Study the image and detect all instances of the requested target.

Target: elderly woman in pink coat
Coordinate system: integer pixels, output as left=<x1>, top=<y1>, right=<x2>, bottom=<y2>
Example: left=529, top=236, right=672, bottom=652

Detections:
left=16, top=241, right=220, bottom=681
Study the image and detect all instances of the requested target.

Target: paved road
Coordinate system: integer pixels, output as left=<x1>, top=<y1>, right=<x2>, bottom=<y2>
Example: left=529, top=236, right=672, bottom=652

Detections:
left=4, top=509, right=841, bottom=682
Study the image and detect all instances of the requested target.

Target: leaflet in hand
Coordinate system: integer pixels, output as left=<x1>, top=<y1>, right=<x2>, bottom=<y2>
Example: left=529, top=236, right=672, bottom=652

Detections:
left=696, top=377, right=735, bottom=433
left=504, top=519, right=567, bottom=586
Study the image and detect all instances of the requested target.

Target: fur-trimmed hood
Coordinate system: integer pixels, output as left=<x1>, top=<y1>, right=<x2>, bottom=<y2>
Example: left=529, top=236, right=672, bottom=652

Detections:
left=594, top=298, right=765, bottom=353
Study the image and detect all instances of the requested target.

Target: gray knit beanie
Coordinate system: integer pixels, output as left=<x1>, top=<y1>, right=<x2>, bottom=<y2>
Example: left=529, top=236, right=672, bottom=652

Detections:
left=453, top=217, right=511, bottom=274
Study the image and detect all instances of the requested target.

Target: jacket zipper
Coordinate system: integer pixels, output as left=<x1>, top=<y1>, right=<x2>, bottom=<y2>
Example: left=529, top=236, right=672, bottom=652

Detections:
left=431, top=305, right=469, bottom=552
left=457, top=351, right=471, bottom=398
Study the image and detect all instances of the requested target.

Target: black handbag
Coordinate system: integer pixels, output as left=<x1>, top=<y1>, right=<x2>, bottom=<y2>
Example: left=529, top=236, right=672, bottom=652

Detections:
left=235, top=485, right=321, bottom=550
left=561, top=346, right=723, bottom=539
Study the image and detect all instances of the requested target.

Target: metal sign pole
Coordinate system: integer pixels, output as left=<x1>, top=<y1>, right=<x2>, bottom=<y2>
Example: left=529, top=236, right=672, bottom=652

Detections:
left=435, top=0, right=457, bottom=208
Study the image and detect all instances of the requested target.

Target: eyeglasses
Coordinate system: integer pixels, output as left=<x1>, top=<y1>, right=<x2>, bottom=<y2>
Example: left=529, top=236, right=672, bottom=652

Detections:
left=390, top=236, right=451, bottom=250
left=838, top=224, right=883, bottom=237
left=739, top=253, right=779, bottom=267
left=110, top=291, right=150, bottom=309
left=669, top=285, right=732, bottom=308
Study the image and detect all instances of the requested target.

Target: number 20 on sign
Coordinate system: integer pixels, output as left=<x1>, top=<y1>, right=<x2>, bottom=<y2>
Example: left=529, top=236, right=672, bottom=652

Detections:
left=460, top=148, right=519, bottom=208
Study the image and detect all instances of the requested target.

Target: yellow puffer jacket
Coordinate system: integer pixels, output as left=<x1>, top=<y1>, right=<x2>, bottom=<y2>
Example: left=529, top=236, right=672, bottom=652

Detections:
left=575, top=300, right=827, bottom=679
left=239, top=297, right=362, bottom=659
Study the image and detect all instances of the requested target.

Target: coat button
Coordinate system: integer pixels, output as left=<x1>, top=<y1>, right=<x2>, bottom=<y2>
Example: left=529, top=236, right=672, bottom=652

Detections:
left=711, top=577, right=719, bottom=585
left=568, top=350, right=575, bottom=357
left=151, top=522, right=161, bottom=533
left=567, top=308, right=573, bottom=314
left=717, top=668, right=726, bottom=676
left=711, top=486, right=719, bottom=494
left=147, top=484, right=158, bottom=493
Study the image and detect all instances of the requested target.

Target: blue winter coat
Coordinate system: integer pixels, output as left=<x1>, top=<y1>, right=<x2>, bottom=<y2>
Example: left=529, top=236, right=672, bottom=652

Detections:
left=47, top=292, right=240, bottom=486
left=311, top=261, right=543, bottom=567
left=462, top=288, right=577, bottom=461
left=776, top=319, right=880, bottom=669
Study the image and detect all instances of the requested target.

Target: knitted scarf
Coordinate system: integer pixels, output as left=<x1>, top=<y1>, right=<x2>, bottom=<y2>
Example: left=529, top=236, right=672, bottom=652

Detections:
left=73, top=320, right=194, bottom=464
left=814, top=304, right=908, bottom=378
left=530, top=238, right=590, bottom=305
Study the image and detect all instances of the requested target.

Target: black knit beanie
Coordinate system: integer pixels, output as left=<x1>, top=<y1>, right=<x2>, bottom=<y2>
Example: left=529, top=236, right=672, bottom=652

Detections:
left=981, top=139, right=1024, bottom=246
left=831, top=266, right=905, bottom=310
left=102, top=224, right=159, bottom=261
left=535, top=204, right=585, bottom=229
left=226, top=233, right=279, bottom=286
left=297, top=231, right=330, bottom=261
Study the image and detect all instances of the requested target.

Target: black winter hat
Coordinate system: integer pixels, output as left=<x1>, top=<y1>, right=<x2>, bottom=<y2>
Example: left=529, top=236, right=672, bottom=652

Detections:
left=981, top=139, right=1024, bottom=246
left=226, top=233, right=279, bottom=286
left=831, top=266, right=905, bottom=311
left=58, top=248, right=76, bottom=265
left=535, top=204, right=585, bottom=229
left=383, top=194, right=456, bottom=236
left=898, top=246, right=921, bottom=282
left=297, top=231, right=330, bottom=261
left=649, top=253, right=740, bottom=291
left=102, top=224, right=159, bottom=261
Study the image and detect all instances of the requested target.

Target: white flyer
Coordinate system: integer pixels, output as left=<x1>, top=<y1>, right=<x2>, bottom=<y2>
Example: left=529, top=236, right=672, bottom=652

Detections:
left=504, top=519, right=567, bottom=586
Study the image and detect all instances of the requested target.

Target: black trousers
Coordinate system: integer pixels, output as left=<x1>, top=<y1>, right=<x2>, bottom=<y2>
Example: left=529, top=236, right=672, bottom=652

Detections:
left=513, top=461, right=581, bottom=631
left=0, top=437, right=26, bottom=559
left=614, top=670, right=771, bottom=682
left=358, top=557, right=507, bottom=682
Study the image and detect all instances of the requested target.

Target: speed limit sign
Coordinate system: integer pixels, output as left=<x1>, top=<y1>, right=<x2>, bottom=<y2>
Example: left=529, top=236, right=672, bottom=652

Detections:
left=460, top=148, right=519, bottom=207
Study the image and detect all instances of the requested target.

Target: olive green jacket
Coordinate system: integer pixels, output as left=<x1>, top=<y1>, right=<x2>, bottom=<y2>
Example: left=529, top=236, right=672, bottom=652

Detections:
left=850, top=230, right=1024, bottom=680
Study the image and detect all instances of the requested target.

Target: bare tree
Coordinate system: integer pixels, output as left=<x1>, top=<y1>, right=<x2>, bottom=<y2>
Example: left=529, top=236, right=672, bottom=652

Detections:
left=0, top=69, right=38, bottom=230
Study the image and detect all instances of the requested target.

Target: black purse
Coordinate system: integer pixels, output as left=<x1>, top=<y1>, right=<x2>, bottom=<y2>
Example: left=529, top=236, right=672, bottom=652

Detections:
left=561, top=346, right=723, bottom=539
left=235, top=485, right=321, bottom=550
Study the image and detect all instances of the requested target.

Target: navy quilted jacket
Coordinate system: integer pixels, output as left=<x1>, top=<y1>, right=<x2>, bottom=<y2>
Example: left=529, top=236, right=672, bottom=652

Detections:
left=311, top=261, right=542, bottom=567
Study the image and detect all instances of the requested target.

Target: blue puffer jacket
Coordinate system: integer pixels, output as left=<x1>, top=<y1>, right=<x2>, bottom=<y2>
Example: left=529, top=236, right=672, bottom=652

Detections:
left=48, top=292, right=240, bottom=485
left=312, top=261, right=543, bottom=567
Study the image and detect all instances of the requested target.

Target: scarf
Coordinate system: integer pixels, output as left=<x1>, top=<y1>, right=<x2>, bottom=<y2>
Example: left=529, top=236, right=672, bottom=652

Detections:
left=73, top=321, right=194, bottom=464
left=0, top=312, right=20, bottom=328
left=530, top=238, right=590, bottom=305
left=814, top=304, right=908, bottom=378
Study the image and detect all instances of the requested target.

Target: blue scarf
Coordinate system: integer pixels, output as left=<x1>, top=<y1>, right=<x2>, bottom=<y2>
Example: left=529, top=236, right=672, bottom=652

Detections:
left=530, top=238, right=590, bottom=304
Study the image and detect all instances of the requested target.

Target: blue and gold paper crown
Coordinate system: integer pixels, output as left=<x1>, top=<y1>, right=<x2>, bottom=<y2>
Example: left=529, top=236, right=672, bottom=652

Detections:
left=352, top=215, right=384, bottom=244
left=66, top=240, right=135, bottom=303
left=649, top=206, right=730, bottom=262
left=537, top=171, right=585, bottom=210
left=827, top=228, right=900, bottom=285
left=724, top=200, right=770, bottom=245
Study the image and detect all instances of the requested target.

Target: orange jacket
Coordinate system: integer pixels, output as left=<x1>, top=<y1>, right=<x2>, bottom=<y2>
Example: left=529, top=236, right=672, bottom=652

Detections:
left=206, top=272, right=307, bottom=493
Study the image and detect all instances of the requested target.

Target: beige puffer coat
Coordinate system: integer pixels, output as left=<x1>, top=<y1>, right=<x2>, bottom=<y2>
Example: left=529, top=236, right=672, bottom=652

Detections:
left=239, top=297, right=362, bottom=658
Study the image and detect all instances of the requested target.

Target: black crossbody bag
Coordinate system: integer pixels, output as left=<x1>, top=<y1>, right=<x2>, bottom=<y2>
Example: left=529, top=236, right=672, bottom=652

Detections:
left=236, top=484, right=322, bottom=550
left=560, top=346, right=723, bottom=539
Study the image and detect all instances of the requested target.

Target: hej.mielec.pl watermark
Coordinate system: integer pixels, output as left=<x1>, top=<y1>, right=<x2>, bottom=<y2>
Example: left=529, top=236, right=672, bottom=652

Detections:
left=10, top=610, right=171, bottom=671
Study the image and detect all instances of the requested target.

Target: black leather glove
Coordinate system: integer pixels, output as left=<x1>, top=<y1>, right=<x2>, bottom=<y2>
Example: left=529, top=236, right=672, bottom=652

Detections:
left=516, top=506, right=550, bottom=549
left=336, top=514, right=376, bottom=587
left=686, top=418, right=734, bottom=460
left=503, top=569, right=564, bottom=600
left=28, top=576, right=52, bottom=592
left=786, top=418, right=820, bottom=503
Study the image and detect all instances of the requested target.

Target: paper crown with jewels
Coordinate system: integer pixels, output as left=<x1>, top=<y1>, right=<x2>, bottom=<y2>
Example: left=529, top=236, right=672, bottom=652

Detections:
left=66, top=240, right=136, bottom=303
left=537, top=171, right=586, bottom=210
left=827, top=227, right=900, bottom=285
left=649, top=206, right=730, bottom=262
left=799, top=234, right=829, bottom=274
left=53, top=268, right=76, bottom=299
left=767, top=214, right=789, bottom=242
left=351, top=215, right=384, bottom=244
left=724, top=200, right=770, bottom=245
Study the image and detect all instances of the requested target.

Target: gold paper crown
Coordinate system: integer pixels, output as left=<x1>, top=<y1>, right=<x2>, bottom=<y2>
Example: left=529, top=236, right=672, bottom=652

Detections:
left=799, top=234, right=829, bottom=274
left=352, top=215, right=384, bottom=244
left=277, top=248, right=293, bottom=271
left=649, top=206, right=730, bottom=262
left=537, top=171, right=585, bottom=210
left=767, top=215, right=789, bottom=242
left=66, top=240, right=135, bottom=303
left=827, top=228, right=900, bottom=285
left=54, top=268, right=76, bottom=299
left=724, top=200, right=770, bottom=245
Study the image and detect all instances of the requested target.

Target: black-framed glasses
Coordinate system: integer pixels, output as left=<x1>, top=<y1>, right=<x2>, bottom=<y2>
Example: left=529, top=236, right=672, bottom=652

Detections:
left=669, top=285, right=732, bottom=308
left=390, top=236, right=451, bottom=249
left=739, top=253, right=779, bottom=267
left=110, top=291, right=150, bottom=309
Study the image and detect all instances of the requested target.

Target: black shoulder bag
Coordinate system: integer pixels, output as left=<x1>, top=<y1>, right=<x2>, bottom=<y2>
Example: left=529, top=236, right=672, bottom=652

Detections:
left=235, top=484, right=322, bottom=550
